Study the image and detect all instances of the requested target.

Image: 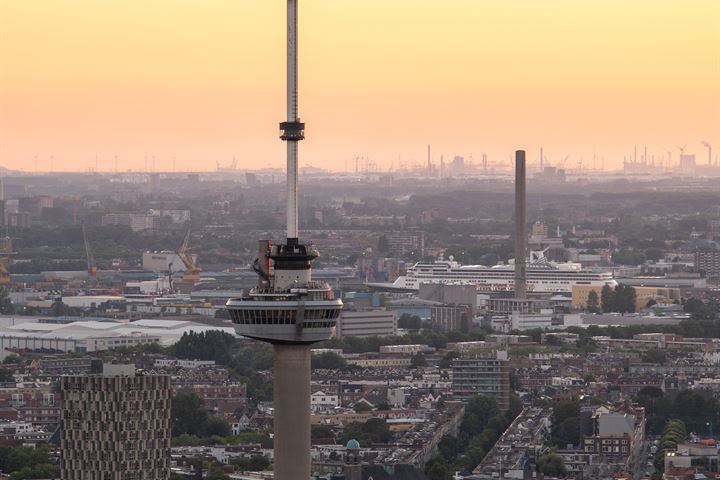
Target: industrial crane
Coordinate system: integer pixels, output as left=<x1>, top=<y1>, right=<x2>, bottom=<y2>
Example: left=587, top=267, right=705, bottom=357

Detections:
left=0, top=236, right=12, bottom=286
left=177, top=226, right=201, bottom=282
left=82, top=222, right=97, bottom=278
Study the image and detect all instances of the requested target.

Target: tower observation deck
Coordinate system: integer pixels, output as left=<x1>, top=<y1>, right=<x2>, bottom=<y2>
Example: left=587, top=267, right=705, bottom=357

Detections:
left=226, top=239, right=342, bottom=344
left=224, top=1, right=342, bottom=479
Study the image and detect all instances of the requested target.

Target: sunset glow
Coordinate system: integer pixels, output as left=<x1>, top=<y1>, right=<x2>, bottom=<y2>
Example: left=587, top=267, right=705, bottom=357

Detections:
left=1, top=0, right=718, bottom=172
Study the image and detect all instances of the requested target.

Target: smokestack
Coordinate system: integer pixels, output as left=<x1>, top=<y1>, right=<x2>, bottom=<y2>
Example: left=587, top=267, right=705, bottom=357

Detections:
left=427, top=144, right=431, bottom=171
left=515, top=150, right=527, bottom=299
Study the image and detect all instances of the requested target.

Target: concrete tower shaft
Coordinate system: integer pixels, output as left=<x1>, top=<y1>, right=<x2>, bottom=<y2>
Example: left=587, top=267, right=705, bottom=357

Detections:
left=273, top=345, right=311, bottom=480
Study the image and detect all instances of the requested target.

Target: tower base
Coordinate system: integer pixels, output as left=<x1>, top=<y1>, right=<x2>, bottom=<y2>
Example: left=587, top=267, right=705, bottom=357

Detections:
left=273, top=343, right=311, bottom=480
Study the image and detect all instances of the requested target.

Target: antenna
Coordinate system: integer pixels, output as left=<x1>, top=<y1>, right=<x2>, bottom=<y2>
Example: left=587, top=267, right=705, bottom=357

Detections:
left=278, top=0, right=304, bottom=240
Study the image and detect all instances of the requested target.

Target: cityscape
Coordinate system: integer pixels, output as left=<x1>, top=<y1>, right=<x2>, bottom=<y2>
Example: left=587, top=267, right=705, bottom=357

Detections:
left=0, top=1, right=719, bottom=480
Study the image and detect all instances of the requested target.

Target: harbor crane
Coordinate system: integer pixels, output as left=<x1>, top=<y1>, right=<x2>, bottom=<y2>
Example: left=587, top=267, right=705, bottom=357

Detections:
left=82, top=222, right=97, bottom=278
left=177, top=226, right=201, bottom=282
left=0, top=236, right=12, bottom=285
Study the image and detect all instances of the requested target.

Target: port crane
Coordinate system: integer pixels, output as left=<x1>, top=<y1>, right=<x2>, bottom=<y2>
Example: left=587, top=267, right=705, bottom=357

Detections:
left=0, top=236, right=12, bottom=285
left=177, top=226, right=201, bottom=282
left=82, top=222, right=97, bottom=278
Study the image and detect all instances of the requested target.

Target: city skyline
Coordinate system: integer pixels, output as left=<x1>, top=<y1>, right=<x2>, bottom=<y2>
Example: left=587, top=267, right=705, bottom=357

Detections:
left=1, top=0, right=719, bottom=172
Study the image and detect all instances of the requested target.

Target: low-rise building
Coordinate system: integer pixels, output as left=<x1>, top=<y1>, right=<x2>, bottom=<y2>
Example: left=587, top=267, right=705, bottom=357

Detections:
left=665, top=440, right=719, bottom=474
left=335, top=311, right=396, bottom=338
left=310, top=391, right=339, bottom=412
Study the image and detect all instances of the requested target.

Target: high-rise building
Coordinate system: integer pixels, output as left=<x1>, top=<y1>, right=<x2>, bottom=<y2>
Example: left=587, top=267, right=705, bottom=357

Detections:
left=531, top=220, right=548, bottom=238
left=386, top=229, right=425, bottom=257
left=696, top=250, right=720, bottom=278
left=452, top=351, right=510, bottom=411
left=60, top=365, right=171, bottom=480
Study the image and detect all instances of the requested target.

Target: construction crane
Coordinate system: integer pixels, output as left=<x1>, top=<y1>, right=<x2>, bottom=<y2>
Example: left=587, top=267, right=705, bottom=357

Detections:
left=82, top=222, right=97, bottom=278
left=177, top=226, right=201, bottom=282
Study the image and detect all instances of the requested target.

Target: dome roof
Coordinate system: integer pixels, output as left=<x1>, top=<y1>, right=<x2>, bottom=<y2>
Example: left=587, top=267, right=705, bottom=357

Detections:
left=346, top=439, right=360, bottom=450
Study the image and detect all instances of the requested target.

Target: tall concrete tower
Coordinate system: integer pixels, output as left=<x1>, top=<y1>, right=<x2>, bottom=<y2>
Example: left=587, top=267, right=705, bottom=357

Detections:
left=225, top=2, right=343, bottom=479
left=514, top=150, right=527, bottom=299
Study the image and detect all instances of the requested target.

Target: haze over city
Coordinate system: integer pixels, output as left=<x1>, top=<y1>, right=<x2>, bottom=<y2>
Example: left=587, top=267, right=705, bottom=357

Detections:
left=1, top=0, right=719, bottom=172
left=2, top=2, right=720, bottom=480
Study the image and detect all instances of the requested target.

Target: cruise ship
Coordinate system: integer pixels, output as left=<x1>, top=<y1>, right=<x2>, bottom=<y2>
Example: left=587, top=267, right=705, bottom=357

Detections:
left=390, top=251, right=616, bottom=294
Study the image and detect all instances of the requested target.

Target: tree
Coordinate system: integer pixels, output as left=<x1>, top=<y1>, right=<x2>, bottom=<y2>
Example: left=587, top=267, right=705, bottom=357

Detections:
left=0, top=444, right=54, bottom=476
left=172, top=331, right=236, bottom=365
left=437, top=435, right=461, bottom=460
left=411, top=353, right=427, bottom=368
left=460, top=396, right=500, bottom=439
left=8, top=464, right=60, bottom=480
left=600, top=285, right=637, bottom=313
left=600, top=285, right=614, bottom=313
left=398, top=314, right=422, bottom=330
left=586, top=290, right=600, bottom=313
left=341, top=418, right=392, bottom=445
left=206, top=416, right=232, bottom=437
left=205, top=474, right=230, bottom=480
left=377, top=235, right=390, bottom=254
left=311, top=352, right=347, bottom=370
left=247, top=455, right=270, bottom=471
left=439, top=351, right=459, bottom=369
left=354, top=402, right=372, bottom=413
left=171, top=389, right=209, bottom=437
left=311, top=424, right=334, bottom=441
left=425, top=454, right=450, bottom=480
left=615, top=285, right=637, bottom=313
left=641, top=348, right=667, bottom=365
left=552, top=400, right=581, bottom=448
left=460, top=312, right=470, bottom=333
left=2, top=354, right=20, bottom=364
left=0, top=367, right=14, bottom=382
left=0, top=287, right=13, bottom=314
left=538, top=453, right=567, bottom=476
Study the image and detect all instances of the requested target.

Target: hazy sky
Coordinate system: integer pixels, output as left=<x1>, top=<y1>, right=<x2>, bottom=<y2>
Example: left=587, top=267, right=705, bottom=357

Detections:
left=1, top=0, right=718, bottom=172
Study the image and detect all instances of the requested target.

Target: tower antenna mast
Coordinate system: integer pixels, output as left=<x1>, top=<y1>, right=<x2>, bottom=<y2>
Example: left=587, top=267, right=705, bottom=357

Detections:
left=280, top=0, right=304, bottom=240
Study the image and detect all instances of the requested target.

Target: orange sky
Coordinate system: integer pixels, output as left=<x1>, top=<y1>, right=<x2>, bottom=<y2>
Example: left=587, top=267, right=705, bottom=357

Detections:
left=1, top=0, right=718, bottom=172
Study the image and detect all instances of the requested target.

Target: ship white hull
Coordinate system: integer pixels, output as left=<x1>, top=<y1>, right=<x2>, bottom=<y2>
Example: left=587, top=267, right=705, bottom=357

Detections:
left=391, top=273, right=616, bottom=294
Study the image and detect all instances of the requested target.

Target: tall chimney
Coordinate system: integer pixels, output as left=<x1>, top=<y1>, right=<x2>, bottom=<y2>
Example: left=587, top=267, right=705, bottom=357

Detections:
left=515, top=150, right=527, bottom=299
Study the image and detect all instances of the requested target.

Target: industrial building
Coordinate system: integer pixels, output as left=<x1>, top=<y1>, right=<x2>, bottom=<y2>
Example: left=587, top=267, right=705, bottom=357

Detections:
left=142, top=251, right=187, bottom=273
left=0, top=318, right=235, bottom=356
left=571, top=284, right=681, bottom=311
left=101, top=213, right=160, bottom=232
